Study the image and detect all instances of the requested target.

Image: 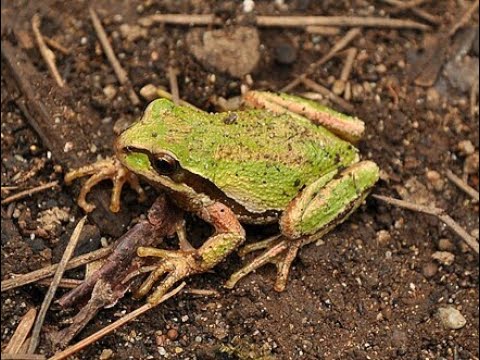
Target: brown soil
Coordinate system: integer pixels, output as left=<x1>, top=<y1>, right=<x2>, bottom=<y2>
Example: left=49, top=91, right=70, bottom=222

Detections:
left=1, top=1, right=478, bottom=359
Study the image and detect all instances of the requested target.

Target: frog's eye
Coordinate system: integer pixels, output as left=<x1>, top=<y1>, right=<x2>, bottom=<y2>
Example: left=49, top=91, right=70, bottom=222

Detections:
left=153, top=153, right=178, bottom=175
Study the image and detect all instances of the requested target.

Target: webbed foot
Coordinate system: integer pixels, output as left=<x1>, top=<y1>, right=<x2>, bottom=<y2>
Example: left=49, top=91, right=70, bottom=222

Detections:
left=225, top=236, right=303, bottom=292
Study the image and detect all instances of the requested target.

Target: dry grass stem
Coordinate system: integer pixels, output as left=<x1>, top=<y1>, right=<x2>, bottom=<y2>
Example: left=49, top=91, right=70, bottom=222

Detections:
left=1, top=181, right=59, bottom=205
left=43, top=37, right=70, bottom=55
left=302, top=78, right=354, bottom=113
left=27, top=216, right=87, bottom=354
left=340, top=48, right=358, bottom=82
left=470, top=81, right=479, bottom=118
left=305, top=26, right=341, bottom=35
left=89, top=7, right=140, bottom=105
left=184, top=288, right=221, bottom=297
left=167, top=67, right=180, bottom=104
left=380, top=0, right=441, bottom=24
left=446, top=170, right=479, bottom=202
left=282, top=28, right=361, bottom=92
left=1, top=246, right=111, bottom=292
left=36, top=278, right=84, bottom=289
left=373, top=194, right=479, bottom=254
left=2, top=354, right=46, bottom=360
left=48, top=282, right=186, bottom=360
left=3, top=308, right=37, bottom=355
left=31, top=14, right=65, bottom=87
left=139, top=14, right=430, bottom=30
left=448, top=0, right=479, bottom=37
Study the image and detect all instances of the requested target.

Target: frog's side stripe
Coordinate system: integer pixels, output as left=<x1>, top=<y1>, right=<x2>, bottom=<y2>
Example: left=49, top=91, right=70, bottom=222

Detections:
left=280, top=161, right=380, bottom=239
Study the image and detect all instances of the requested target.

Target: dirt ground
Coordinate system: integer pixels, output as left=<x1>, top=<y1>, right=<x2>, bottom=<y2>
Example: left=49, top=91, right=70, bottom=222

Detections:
left=1, top=1, right=479, bottom=359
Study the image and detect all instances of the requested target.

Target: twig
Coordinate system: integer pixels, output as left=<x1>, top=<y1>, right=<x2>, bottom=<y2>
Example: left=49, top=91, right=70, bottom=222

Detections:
left=446, top=170, right=479, bottom=202
left=372, top=194, right=479, bottom=254
left=389, top=0, right=429, bottom=10
left=31, top=14, right=65, bottom=88
left=282, top=28, right=361, bottom=92
left=184, top=288, right=220, bottom=297
left=48, top=282, right=186, bottom=360
left=380, top=0, right=441, bottom=25
left=36, top=278, right=84, bottom=289
left=27, top=216, right=87, bottom=354
left=305, top=26, right=341, bottom=35
left=139, top=14, right=430, bottom=30
left=167, top=67, right=180, bottom=104
left=43, top=37, right=70, bottom=55
left=2, top=354, right=46, bottom=360
left=448, top=0, right=479, bottom=37
left=340, top=48, right=357, bottom=82
left=1, top=181, right=59, bottom=205
left=89, top=7, right=140, bottom=105
left=470, top=80, right=479, bottom=118
left=302, top=77, right=355, bottom=113
left=139, top=84, right=199, bottom=109
left=3, top=308, right=37, bottom=355
left=1, top=246, right=111, bottom=292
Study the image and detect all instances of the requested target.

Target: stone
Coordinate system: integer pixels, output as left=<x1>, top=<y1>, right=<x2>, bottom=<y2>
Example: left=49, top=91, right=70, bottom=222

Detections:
left=431, top=251, right=455, bottom=266
left=438, top=238, right=454, bottom=252
left=437, top=307, right=466, bottom=330
left=457, top=140, right=475, bottom=156
left=187, top=27, right=260, bottom=78
left=422, top=262, right=438, bottom=278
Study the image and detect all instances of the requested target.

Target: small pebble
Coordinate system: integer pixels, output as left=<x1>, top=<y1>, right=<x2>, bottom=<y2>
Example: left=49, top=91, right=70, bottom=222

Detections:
left=457, top=140, right=475, bottom=156
left=155, top=334, right=167, bottom=346
left=431, top=251, right=455, bottom=266
left=426, top=170, right=444, bottom=191
left=195, top=336, right=202, bottom=343
left=158, top=347, right=167, bottom=356
left=376, top=230, right=391, bottom=245
left=438, top=238, right=455, bottom=252
left=103, top=85, right=117, bottom=101
left=376, top=64, right=387, bottom=74
left=437, top=307, right=467, bottom=330
left=422, top=262, right=438, bottom=278
left=274, top=43, right=297, bottom=65
left=140, top=84, right=159, bottom=101
left=167, top=328, right=178, bottom=340
left=242, top=0, right=255, bottom=13
left=464, top=152, right=479, bottom=175
left=426, top=87, right=440, bottom=109
left=100, top=349, right=113, bottom=360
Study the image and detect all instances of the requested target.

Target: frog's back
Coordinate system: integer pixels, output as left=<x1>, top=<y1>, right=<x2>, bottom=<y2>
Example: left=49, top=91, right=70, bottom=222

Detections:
left=127, top=99, right=359, bottom=213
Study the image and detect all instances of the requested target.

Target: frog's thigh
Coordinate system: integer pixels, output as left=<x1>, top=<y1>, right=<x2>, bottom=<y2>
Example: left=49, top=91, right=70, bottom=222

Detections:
left=280, top=161, right=380, bottom=239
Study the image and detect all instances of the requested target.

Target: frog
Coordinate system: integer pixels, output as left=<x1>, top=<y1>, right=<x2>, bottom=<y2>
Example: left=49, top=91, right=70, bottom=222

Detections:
left=65, top=91, right=380, bottom=306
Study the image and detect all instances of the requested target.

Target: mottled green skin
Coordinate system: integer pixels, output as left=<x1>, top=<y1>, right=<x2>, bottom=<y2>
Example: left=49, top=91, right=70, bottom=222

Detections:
left=117, top=98, right=360, bottom=213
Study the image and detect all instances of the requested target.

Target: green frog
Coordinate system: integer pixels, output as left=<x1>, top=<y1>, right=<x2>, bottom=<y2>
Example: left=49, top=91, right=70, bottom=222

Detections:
left=65, top=91, right=379, bottom=305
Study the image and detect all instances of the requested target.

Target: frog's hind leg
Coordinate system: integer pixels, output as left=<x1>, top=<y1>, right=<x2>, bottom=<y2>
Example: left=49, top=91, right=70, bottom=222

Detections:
left=226, top=161, right=379, bottom=291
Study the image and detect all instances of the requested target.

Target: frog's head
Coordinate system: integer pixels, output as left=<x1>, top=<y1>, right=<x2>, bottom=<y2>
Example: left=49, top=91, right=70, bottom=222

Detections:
left=114, top=99, right=199, bottom=199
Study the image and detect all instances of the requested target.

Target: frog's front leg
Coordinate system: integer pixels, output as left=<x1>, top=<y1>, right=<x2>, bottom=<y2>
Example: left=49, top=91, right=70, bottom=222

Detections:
left=135, top=201, right=245, bottom=305
left=226, top=161, right=379, bottom=291
left=65, top=157, right=146, bottom=212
